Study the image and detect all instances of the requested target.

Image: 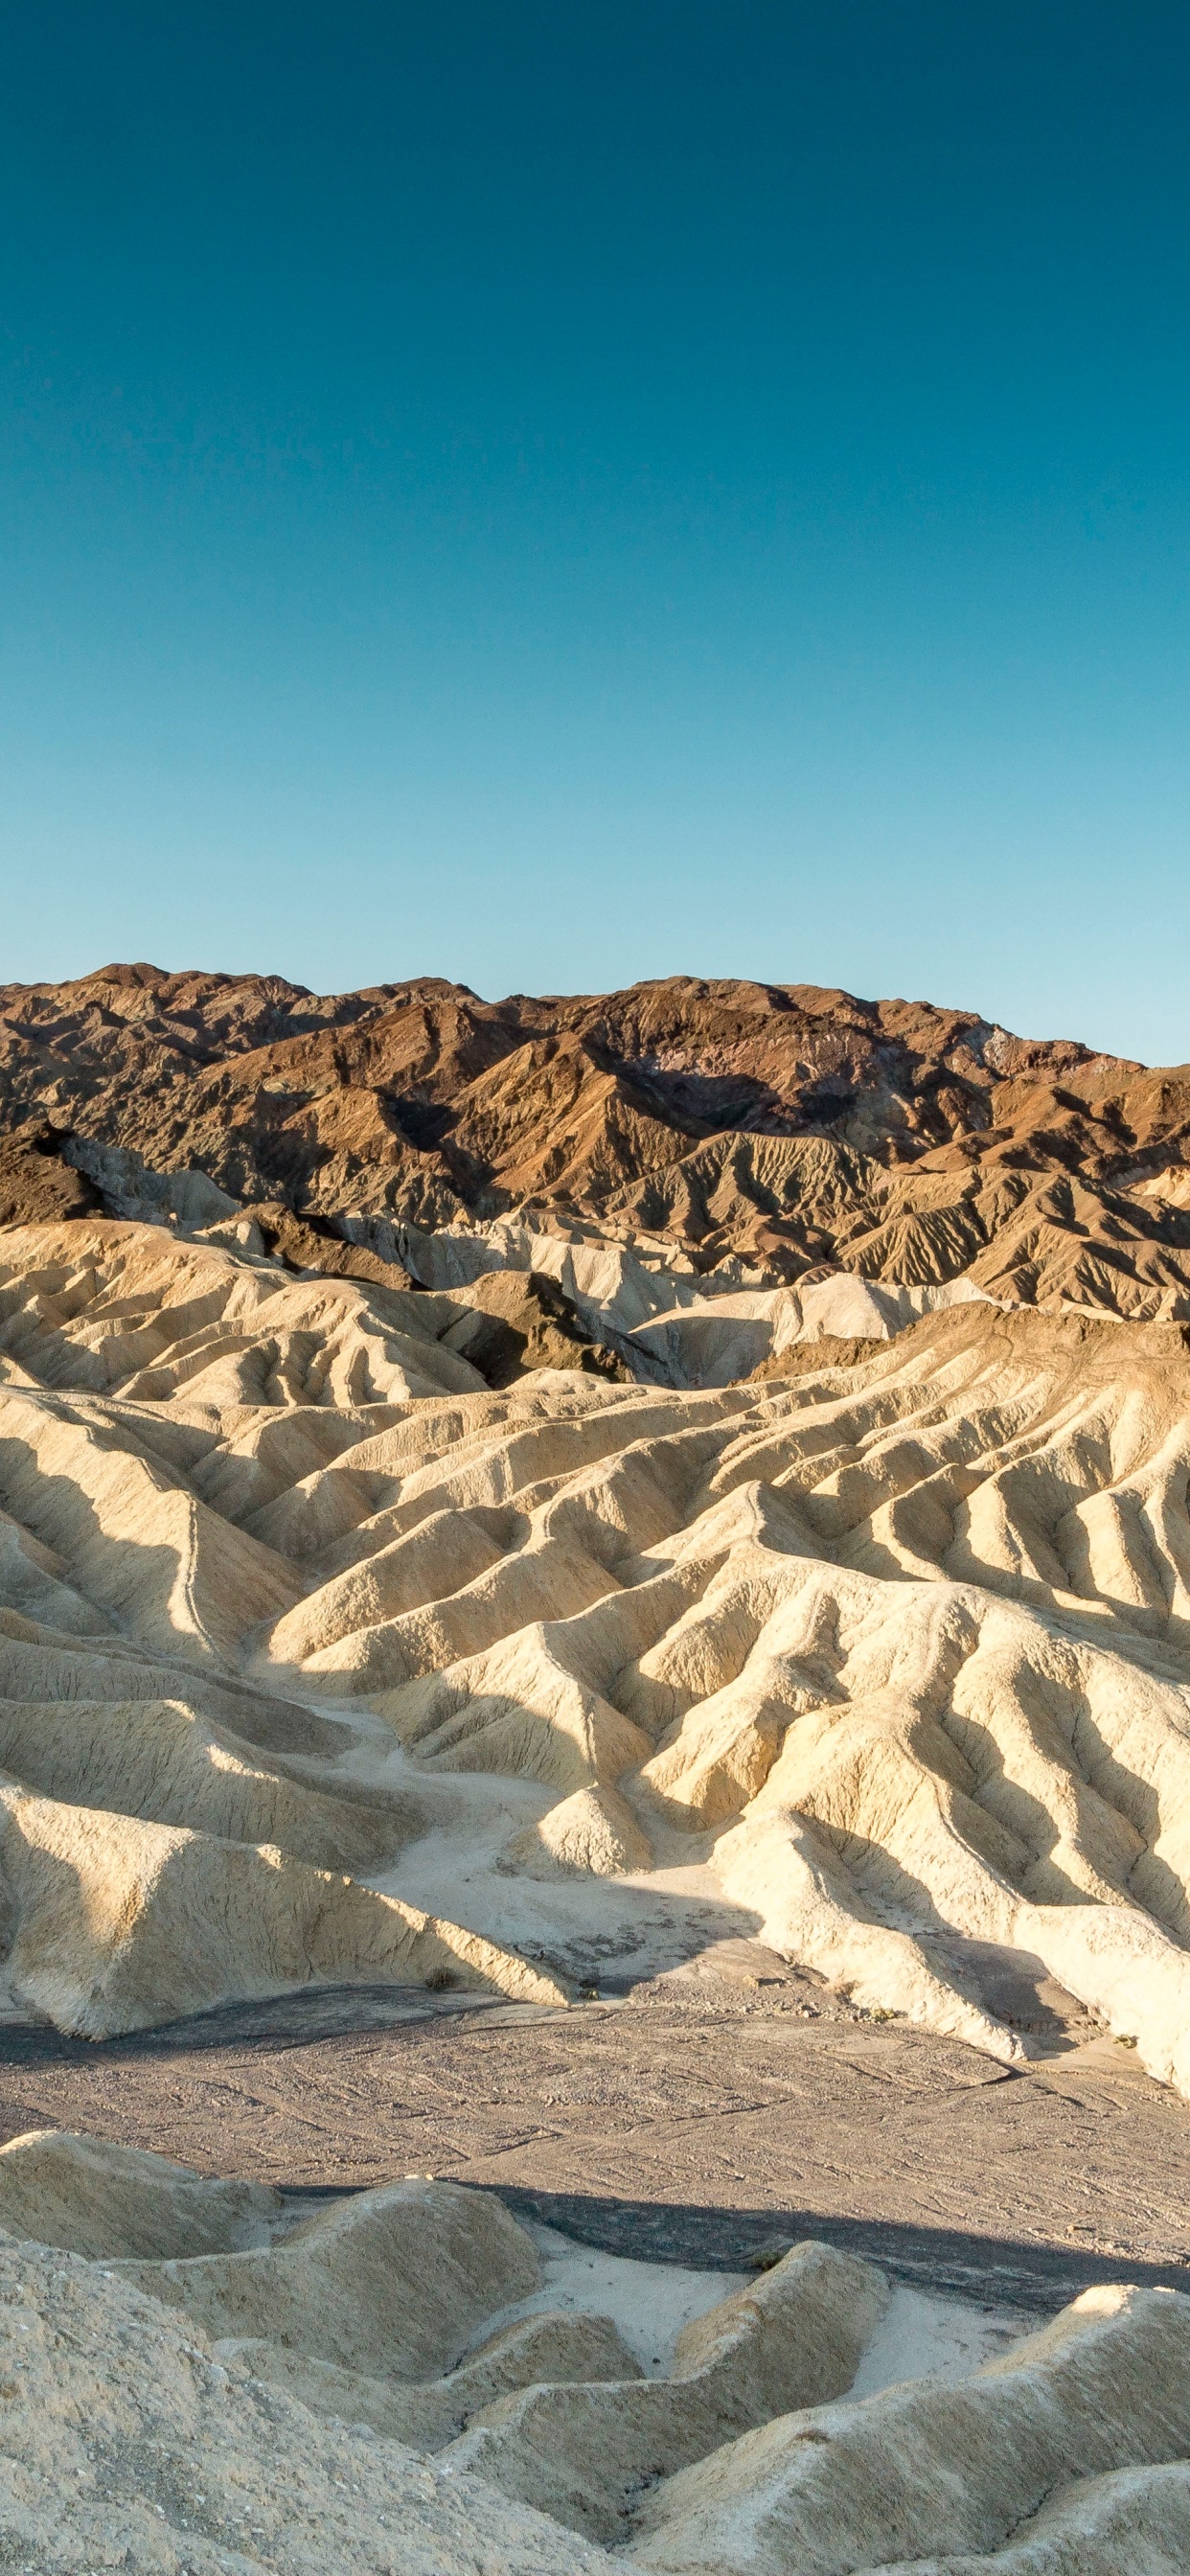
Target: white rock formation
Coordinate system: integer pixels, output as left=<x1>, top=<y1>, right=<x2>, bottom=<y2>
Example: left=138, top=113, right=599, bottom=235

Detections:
left=2, top=1220, right=1190, bottom=2094
left=443, top=2240, right=889, bottom=2537
left=0, top=2128, right=1184, bottom=2574
left=0, top=2222, right=617, bottom=2576
left=631, top=2281, right=1190, bottom=2573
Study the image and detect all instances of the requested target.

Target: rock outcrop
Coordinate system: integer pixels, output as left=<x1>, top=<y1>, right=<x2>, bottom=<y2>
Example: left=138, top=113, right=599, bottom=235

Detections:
left=632, top=2281, right=1190, bottom=2574
left=4, top=964, right=1190, bottom=1314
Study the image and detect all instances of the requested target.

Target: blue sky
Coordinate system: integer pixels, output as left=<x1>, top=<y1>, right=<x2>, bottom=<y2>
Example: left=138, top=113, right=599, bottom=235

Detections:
left=1, top=2, right=1188, bottom=1060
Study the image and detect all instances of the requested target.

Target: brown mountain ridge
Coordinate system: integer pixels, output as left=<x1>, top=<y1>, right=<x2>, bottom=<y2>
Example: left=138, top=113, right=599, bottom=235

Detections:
left=3, top=962, right=1190, bottom=1314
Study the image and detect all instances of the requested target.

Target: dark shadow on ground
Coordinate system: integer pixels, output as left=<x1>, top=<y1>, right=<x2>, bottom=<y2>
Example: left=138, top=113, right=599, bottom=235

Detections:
left=0, top=1982, right=552, bottom=2062
left=485, top=2183, right=1190, bottom=2310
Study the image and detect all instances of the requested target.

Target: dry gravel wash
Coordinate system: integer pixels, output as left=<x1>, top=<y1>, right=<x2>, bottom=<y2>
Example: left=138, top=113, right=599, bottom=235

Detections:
left=4, top=1985, right=1190, bottom=2310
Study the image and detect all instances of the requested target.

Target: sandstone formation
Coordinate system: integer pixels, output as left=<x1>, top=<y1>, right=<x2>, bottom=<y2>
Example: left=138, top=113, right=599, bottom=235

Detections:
left=4, top=964, right=1190, bottom=1315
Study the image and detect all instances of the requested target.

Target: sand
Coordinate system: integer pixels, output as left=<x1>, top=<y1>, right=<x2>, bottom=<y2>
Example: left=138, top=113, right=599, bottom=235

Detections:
left=486, top=2224, right=1028, bottom=2391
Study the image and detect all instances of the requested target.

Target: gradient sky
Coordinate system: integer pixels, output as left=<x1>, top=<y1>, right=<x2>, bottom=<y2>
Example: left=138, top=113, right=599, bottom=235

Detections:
left=1, top=2, right=1188, bottom=1061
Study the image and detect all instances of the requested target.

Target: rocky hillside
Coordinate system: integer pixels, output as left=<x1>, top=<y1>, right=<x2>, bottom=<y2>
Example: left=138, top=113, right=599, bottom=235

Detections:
left=3, top=963, right=1190, bottom=1312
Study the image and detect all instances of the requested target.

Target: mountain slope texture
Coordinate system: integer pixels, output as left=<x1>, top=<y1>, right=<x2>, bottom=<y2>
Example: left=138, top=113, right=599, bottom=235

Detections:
left=2, top=2136, right=1189, bottom=2574
left=4, top=963, right=1190, bottom=1311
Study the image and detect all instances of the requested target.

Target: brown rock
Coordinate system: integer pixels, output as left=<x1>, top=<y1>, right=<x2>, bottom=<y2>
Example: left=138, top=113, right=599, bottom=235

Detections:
left=439, top=1266, right=629, bottom=1387
left=239, top=1201, right=414, bottom=1291
left=3, top=967, right=1190, bottom=1313
left=0, top=1123, right=103, bottom=1228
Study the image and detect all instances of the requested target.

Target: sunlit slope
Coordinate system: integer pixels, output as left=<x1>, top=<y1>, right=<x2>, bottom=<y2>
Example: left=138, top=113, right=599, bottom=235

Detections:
left=3, top=1218, right=1190, bottom=2083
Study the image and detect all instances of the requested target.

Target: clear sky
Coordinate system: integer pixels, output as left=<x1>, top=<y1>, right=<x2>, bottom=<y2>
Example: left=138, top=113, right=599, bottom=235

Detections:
left=1, top=3, right=1187, bottom=1062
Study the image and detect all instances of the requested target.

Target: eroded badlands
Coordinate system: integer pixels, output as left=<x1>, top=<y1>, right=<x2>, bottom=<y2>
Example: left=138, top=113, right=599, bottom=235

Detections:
left=1, top=1220, right=1190, bottom=2085
left=4, top=1208, right=1190, bottom=2567
left=0, top=2125, right=1188, bottom=2573
left=9, top=964, right=1190, bottom=1322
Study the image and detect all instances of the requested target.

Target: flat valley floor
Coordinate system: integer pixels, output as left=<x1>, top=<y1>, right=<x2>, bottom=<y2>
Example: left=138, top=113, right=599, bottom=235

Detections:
left=4, top=1966, right=1190, bottom=2315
